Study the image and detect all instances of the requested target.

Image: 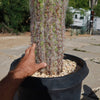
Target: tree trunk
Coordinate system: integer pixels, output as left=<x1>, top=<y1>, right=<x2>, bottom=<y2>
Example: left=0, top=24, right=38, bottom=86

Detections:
left=30, top=0, right=68, bottom=75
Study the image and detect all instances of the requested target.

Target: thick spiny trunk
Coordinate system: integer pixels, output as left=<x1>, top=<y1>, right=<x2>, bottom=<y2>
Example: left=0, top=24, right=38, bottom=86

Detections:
left=30, top=0, right=67, bottom=75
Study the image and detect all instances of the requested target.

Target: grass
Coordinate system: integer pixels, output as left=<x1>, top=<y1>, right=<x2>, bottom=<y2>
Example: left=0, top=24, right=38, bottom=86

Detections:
left=73, top=48, right=87, bottom=52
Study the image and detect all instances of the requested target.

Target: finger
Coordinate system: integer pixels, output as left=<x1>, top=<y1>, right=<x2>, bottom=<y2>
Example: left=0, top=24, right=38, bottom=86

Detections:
left=35, top=62, right=47, bottom=71
left=30, top=44, right=36, bottom=57
left=31, top=43, right=36, bottom=51
left=25, top=46, right=31, bottom=55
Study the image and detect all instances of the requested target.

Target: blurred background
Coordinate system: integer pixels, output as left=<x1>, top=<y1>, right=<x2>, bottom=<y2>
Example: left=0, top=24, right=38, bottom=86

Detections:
left=0, top=0, right=100, bottom=35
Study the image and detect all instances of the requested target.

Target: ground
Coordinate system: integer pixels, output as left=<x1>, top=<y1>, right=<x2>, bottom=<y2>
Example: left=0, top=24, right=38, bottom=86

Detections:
left=0, top=32, right=100, bottom=100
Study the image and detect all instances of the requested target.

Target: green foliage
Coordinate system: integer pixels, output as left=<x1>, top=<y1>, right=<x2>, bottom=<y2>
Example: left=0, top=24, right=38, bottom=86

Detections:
left=0, top=0, right=91, bottom=34
left=94, top=0, right=100, bottom=17
left=69, top=0, right=89, bottom=9
left=65, top=9, right=73, bottom=28
left=69, top=0, right=100, bottom=17
left=0, top=0, right=30, bottom=33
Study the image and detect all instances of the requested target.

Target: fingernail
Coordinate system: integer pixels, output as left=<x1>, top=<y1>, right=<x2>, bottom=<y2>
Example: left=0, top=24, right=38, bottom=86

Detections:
left=43, top=63, right=47, bottom=66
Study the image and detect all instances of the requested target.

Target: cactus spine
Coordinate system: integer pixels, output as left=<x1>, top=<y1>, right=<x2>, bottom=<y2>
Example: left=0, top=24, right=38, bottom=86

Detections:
left=30, top=0, right=67, bottom=75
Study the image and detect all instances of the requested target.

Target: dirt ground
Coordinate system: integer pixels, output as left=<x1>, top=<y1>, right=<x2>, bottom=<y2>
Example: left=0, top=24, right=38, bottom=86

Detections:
left=0, top=32, right=91, bottom=49
left=0, top=32, right=30, bottom=49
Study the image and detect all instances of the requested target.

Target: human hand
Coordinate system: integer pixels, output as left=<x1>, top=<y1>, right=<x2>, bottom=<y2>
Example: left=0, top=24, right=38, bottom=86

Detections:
left=10, top=44, right=47, bottom=79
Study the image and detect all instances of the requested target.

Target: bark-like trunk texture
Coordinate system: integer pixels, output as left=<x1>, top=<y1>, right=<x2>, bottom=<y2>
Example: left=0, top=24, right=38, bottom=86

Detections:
left=30, top=0, right=68, bottom=75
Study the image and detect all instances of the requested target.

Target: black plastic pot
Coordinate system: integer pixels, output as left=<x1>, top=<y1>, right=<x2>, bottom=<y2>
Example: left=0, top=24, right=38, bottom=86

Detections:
left=11, top=54, right=89, bottom=100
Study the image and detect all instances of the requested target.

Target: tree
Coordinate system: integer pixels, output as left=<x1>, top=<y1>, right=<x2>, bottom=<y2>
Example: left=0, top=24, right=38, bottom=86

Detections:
left=65, top=9, right=73, bottom=28
left=94, top=0, right=100, bottom=17
left=30, top=0, right=68, bottom=75
left=0, top=0, right=30, bottom=33
left=69, top=0, right=89, bottom=9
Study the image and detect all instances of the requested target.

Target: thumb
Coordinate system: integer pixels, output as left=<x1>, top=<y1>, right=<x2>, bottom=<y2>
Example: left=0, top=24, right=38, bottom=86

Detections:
left=36, top=62, right=47, bottom=71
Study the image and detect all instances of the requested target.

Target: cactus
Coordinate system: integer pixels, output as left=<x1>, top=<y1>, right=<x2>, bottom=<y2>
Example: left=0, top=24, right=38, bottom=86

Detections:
left=30, top=0, right=68, bottom=75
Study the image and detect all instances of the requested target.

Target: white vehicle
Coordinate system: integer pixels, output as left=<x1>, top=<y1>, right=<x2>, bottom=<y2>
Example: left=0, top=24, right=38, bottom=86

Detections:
left=69, top=7, right=91, bottom=34
left=93, top=17, right=100, bottom=34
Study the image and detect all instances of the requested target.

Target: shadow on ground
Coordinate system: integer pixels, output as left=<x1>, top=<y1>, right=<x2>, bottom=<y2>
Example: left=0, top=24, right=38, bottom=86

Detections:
left=81, top=85, right=99, bottom=100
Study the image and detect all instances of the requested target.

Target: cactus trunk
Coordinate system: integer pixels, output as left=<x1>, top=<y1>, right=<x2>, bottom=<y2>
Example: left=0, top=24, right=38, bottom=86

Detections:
left=30, top=0, right=68, bottom=75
